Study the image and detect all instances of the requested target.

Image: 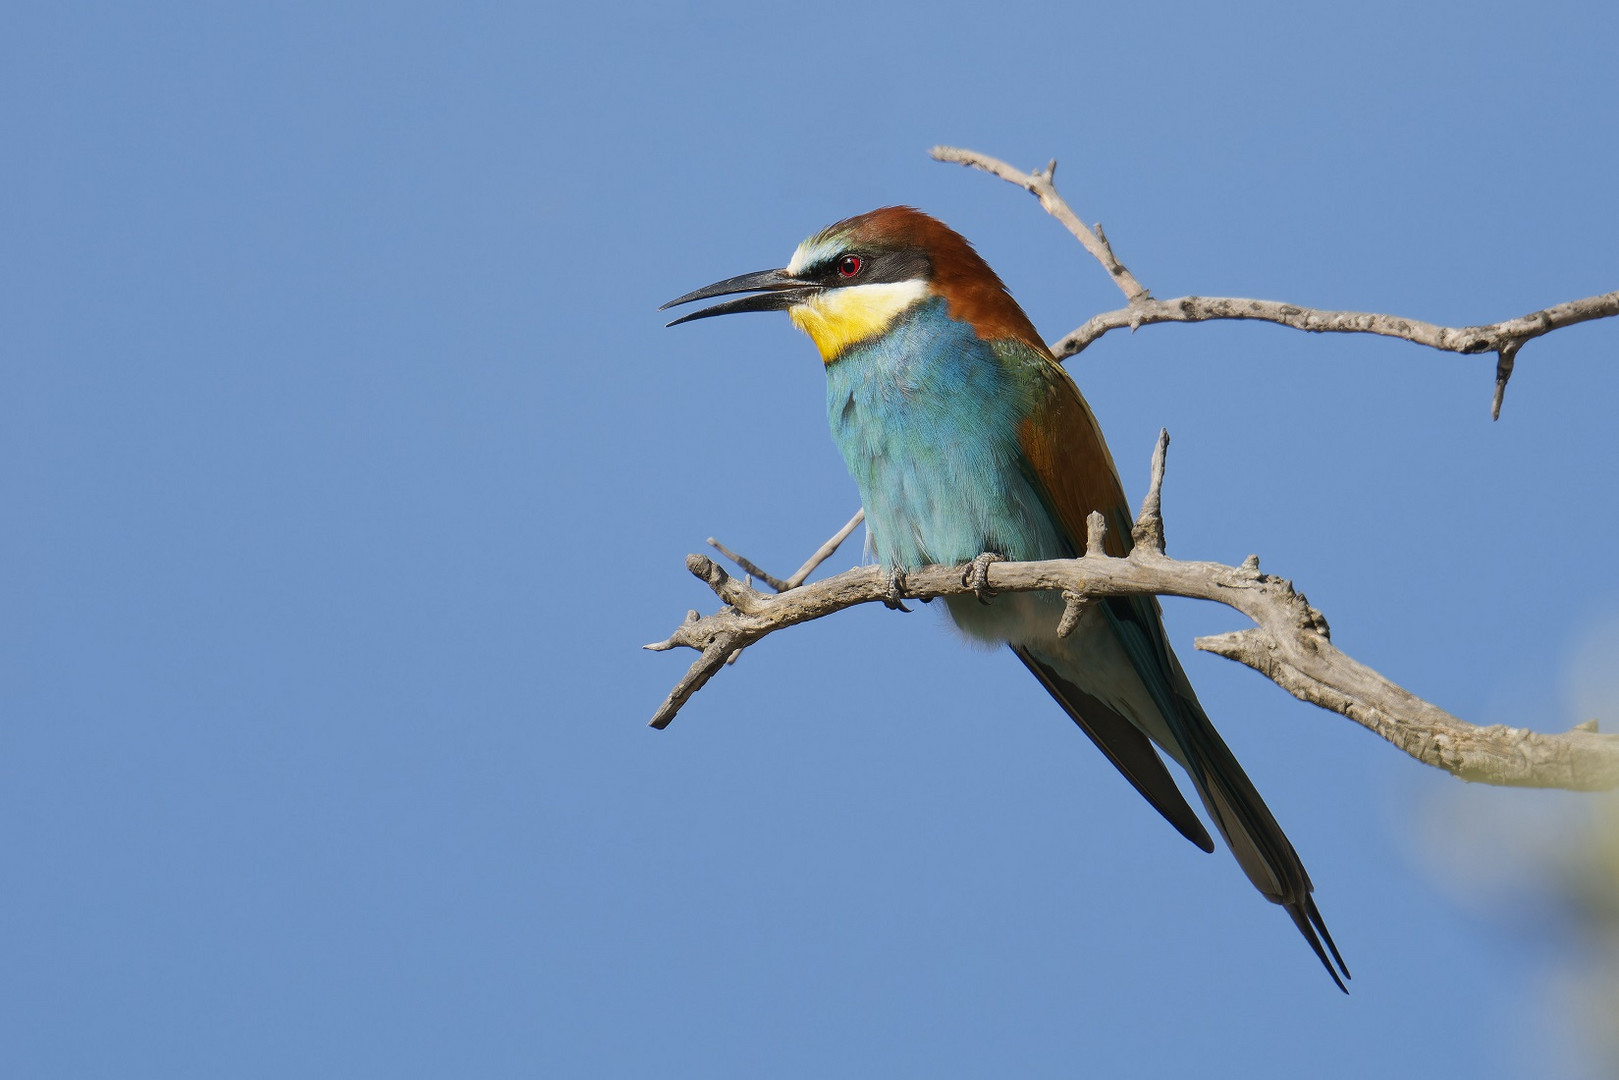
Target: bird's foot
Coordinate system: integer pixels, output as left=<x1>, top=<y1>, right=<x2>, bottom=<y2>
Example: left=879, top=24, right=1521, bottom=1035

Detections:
left=963, top=552, right=1005, bottom=605
left=883, top=567, right=912, bottom=612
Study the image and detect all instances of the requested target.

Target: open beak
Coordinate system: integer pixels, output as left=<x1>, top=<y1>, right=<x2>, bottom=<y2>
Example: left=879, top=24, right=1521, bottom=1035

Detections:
left=660, top=268, right=821, bottom=326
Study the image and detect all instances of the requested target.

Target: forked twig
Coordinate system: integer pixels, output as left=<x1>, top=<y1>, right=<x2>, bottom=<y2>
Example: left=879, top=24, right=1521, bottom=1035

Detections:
left=930, top=145, right=1618, bottom=419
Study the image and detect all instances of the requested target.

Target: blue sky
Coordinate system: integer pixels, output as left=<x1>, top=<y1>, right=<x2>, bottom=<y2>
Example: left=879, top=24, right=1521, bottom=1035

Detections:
left=5, top=1, right=1618, bottom=1076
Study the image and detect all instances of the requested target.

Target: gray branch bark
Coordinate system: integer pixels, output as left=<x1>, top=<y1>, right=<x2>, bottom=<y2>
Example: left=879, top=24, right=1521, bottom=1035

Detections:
left=929, top=145, right=1619, bottom=419
left=649, top=432, right=1618, bottom=790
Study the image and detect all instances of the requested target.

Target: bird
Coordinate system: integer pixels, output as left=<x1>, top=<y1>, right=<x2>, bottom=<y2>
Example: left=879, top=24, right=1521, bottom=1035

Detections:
left=661, top=206, right=1349, bottom=991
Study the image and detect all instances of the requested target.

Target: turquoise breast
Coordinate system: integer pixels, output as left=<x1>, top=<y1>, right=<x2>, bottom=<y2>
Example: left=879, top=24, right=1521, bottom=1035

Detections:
left=823, top=297, right=1069, bottom=572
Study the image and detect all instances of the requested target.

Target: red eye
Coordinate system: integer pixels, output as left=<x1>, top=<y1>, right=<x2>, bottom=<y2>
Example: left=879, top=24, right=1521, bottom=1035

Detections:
left=837, top=254, right=863, bottom=278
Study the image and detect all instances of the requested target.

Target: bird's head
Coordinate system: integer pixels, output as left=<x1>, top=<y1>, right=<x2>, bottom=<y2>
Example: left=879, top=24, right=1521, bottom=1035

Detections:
left=661, top=206, right=1047, bottom=363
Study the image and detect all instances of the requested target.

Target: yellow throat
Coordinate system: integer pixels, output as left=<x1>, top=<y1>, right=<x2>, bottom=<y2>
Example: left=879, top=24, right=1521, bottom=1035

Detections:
left=788, top=280, right=930, bottom=363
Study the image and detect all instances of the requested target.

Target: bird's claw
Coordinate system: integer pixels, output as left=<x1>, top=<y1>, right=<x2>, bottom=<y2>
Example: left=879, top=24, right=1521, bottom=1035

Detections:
left=884, top=568, right=911, bottom=612
left=964, top=552, right=1005, bottom=604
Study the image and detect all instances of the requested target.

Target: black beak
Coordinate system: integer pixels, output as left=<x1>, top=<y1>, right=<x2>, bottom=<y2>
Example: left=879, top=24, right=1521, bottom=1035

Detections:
left=660, top=268, right=821, bottom=327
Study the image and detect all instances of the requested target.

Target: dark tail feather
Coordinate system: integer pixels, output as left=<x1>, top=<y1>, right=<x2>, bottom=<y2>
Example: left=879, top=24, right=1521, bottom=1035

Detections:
left=1179, top=697, right=1351, bottom=992
left=1288, top=897, right=1349, bottom=993
left=1099, top=593, right=1350, bottom=990
left=1307, top=895, right=1350, bottom=984
left=1013, top=646, right=1213, bottom=853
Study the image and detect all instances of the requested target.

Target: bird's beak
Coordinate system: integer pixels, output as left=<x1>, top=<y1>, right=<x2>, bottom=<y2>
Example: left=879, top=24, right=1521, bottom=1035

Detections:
left=660, top=268, right=821, bottom=326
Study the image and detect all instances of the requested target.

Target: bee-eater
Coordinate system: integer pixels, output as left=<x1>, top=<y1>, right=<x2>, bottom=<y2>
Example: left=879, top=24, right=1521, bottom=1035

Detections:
left=662, top=206, right=1349, bottom=991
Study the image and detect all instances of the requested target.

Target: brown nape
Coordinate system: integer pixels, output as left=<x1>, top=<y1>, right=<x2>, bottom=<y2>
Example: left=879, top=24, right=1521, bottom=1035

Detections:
left=836, top=206, right=1051, bottom=352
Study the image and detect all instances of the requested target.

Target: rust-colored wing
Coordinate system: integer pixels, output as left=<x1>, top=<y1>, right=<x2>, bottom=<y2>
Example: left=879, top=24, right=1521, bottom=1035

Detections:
left=1008, top=346, right=1350, bottom=991
left=1012, top=352, right=1135, bottom=558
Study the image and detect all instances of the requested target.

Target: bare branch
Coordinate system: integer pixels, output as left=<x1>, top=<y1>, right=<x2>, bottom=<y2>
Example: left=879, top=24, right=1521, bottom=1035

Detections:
left=707, top=509, right=866, bottom=597
left=785, top=509, right=864, bottom=590
left=931, top=144, right=1619, bottom=418
left=1050, top=291, right=1619, bottom=363
left=649, top=441, right=1618, bottom=789
left=930, top=145, right=1150, bottom=304
left=706, top=537, right=790, bottom=593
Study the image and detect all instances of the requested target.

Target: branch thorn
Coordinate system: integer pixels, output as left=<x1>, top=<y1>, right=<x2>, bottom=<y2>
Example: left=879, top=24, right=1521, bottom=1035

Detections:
left=1085, top=511, right=1108, bottom=557
left=1492, top=340, right=1521, bottom=421
left=1057, top=589, right=1091, bottom=638
left=1131, top=428, right=1170, bottom=554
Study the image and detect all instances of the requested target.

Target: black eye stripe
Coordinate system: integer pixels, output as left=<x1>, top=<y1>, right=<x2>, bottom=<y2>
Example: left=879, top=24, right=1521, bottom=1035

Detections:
left=815, top=249, right=931, bottom=287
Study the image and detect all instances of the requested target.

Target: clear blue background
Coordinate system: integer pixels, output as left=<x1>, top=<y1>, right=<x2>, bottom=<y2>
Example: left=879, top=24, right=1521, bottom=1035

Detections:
left=5, top=1, right=1618, bottom=1076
